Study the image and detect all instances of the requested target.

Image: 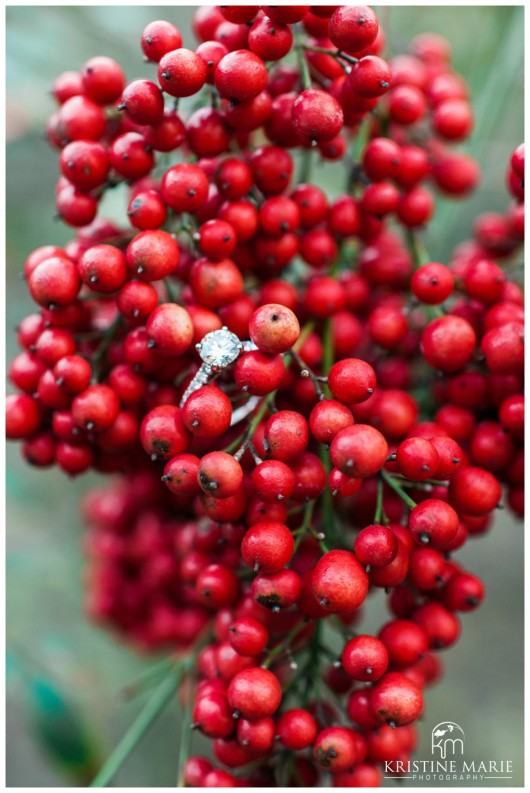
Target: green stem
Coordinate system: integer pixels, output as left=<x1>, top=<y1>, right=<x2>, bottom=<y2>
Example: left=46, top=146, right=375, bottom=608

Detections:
left=89, top=660, right=192, bottom=787
left=120, top=659, right=172, bottom=700
left=317, top=317, right=336, bottom=544
left=293, top=500, right=317, bottom=553
left=299, top=146, right=313, bottom=185
left=262, top=621, right=307, bottom=670
left=380, top=469, right=417, bottom=510
left=295, top=42, right=312, bottom=90
left=291, top=350, right=325, bottom=400
left=374, top=477, right=389, bottom=525
left=223, top=395, right=274, bottom=455
left=94, top=315, right=123, bottom=381
left=164, top=278, right=179, bottom=303
left=176, top=673, right=196, bottom=787
left=293, top=320, right=315, bottom=353
left=406, top=228, right=430, bottom=269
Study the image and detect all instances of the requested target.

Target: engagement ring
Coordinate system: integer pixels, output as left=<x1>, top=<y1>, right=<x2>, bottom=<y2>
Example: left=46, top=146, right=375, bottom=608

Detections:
left=179, top=328, right=259, bottom=424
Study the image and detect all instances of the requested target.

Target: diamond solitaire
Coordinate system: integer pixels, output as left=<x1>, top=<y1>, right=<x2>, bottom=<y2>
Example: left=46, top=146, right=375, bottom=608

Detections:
left=197, top=328, right=243, bottom=371
left=179, top=328, right=258, bottom=409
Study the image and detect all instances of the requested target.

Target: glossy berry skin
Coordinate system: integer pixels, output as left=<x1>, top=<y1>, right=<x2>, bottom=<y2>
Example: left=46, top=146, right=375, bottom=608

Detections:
left=182, top=386, right=232, bottom=438
left=292, top=89, right=344, bottom=144
left=264, top=411, right=309, bottom=462
left=334, top=764, right=382, bottom=788
left=192, top=695, right=234, bottom=738
left=227, top=667, right=282, bottom=719
left=162, top=453, right=200, bottom=498
left=251, top=460, right=295, bottom=503
left=127, top=190, right=167, bottom=231
left=78, top=245, right=127, bottom=294
left=120, top=79, right=164, bottom=125
left=241, top=521, right=294, bottom=573
left=313, top=727, right=358, bottom=773
left=378, top=619, right=429, bottom=667
left=408, top=499, right=459, bottom=548
left=72, top=385, right=119, bottom=432
left=413, top=602, right=461, bottom=649
left=370, top=672, right=423, bottom=727
left=328, top=359, right=376, bottom=404
left=196, top=563, right=240, bottom=609
left=141, top=20, right=182, bottom=62
left=139, top=405, right=189, bottom=461
left=237, top=716, right=275, bottom=752
left=215, top=50, right=268, bottom=102
left=28, top=256, right=80, bottom=308
left=183, top=757, right=212, bottom=787
left=59, top=140, right=109, bottom=191
left=146, top=303, right=193, bottom=358
left=6, top=394, right=41, bottom=439
left=328, top=6, right=379, bottom=53
left=342, top=635, right=389, bottom=681
left=396, top=437, right=439, bottom=481
left=249, top=304, right=300, bottom=354
left=109, top=133, right=154, bottom=180
left=309, top=400, right=354, bottom=444
left=430, top=435, right=463, bottom=479
left=442, top=572, right=485, bottom=612
left=117, top=280, right=158, bottom=322
left=408, top=548, right=447, bottom=590
left=162, top=164, right=209, bottom=214
left=421, top=316, right=477, bottom=373
left=158, top=48, right=207, bottom=97
left=81, top=56, right=125, bottom=104
left=330, top=424, right=388, bottom=478
left=277, top=709, right=317, bottom=751
left=126, top=230, right=180, bottom=281
left=411, top=262, right=454, bottom=304
left=348, top=56, right=391, bottom=98
left=197, top=219, right=236, bottom=260
left=248, top=15, right=293, bottom=61
left=234, top=351, right=285, bottom=396
left=251, top=569, right=301, bottom=611
left=448, top=466, right=502, bottom=515
left=53, top=355, right=91, bottom=393
left=312, top=550, right=369, bottom=613
left=354, top=525, right=398, bottom=569
left=198, top=452, right=243, bottom=499
left=228, top=617, right=268, bottom=657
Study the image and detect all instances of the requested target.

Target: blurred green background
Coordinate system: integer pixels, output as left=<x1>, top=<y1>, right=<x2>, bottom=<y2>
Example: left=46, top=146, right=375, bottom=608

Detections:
left=6, top=6, right=524, bottom=787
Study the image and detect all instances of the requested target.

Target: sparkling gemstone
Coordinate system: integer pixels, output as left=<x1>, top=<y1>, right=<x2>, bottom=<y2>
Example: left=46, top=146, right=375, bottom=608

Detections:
left=198, top=329, right=241, bottom=368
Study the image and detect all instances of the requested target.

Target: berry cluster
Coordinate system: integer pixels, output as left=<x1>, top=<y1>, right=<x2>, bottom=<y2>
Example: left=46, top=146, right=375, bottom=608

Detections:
left=6, top=5, right=524, bottom=788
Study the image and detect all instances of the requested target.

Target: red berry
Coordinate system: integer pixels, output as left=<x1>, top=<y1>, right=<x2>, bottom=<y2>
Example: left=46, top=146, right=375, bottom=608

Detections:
left=277, top=709, right=317, bottom=750
left=370, top=672, right=423, bottom=726
left=354, top=525, right=398, bottom=569
left=228, top=617, right=268, bottom=656
left=408, top=499, right=459, bottom=548
left=313, top=726, right=358, bottom=772
left=227, top=667, right=282, bottom=719
left=342, top=635, right=389, bottom=681
left=330, top=424, right=388, bottom=478
left=215, top=50, right=268, bottom=102
left=328, top=358, right=376, bottom=404
left=328, top=6, right=379, bottom=53
left=292, top=89, right=344, bottom=144
left=312, top=549, right=369, bottom=613
left=241, top=521, right=294, bottom=573
left=141, top=20, right=182, bottom=62
left=158, top=48, right=207, bottom=97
